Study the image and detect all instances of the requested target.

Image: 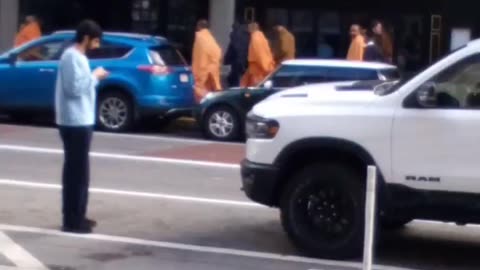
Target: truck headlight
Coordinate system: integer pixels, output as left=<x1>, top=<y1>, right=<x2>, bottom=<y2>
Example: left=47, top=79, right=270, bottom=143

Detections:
left=246, top=114, right=280, bottom=139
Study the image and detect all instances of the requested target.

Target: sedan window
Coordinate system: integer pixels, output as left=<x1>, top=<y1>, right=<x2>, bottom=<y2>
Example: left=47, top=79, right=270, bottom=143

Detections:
left=269, top=65, right=328, bottom=88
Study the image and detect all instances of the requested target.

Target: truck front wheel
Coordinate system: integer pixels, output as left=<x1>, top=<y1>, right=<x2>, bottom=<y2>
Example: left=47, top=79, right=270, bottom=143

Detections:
left=280, top=162, right=366, bottom=260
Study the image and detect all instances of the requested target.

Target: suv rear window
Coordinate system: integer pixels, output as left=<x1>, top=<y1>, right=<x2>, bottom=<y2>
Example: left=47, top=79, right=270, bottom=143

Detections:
left=87, top=42, right=132, bottom=59
left=149, top=46, right=186, bottom=66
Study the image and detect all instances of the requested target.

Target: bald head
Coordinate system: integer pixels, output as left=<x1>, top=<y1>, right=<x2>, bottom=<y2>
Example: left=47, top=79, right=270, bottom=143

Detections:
left=196, top=19, right=209, bottom=31
left=25, top=15, right=37, bottom=24
left=350, top=24, right=361, bottom=39
left=248, top=22, right=259, bottom=33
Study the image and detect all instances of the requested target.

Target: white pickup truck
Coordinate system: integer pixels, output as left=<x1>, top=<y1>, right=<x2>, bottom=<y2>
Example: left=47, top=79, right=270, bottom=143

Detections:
left=241, top=40, right=480, bottom=260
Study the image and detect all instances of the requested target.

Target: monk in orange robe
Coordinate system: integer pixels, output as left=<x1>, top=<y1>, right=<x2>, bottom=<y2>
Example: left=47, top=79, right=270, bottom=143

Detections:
left=346, top=24, right=365, bottom=61
left=14, top=16, right=42, bottom=47
left=192, top=19, right=223, bottom=103
left=240, top=23, right=275, bottom=87
left=272, top=24, right=295, bottom=67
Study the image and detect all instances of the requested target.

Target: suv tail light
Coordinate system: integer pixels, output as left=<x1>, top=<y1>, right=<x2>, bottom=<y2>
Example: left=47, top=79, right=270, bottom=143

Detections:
left=137, top=65, right=171, bottom=75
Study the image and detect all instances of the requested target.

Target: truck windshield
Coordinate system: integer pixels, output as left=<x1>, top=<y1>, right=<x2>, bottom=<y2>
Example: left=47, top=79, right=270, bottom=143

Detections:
left=375, top=44, right=468, bottom=96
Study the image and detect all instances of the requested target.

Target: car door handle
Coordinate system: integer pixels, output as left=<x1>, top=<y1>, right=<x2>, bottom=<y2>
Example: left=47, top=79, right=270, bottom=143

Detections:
left=39, top=68, right=55, bottom=73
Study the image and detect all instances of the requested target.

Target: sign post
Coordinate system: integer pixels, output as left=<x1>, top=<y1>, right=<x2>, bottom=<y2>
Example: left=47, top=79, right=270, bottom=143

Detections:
left=363, top=166, right=378, bottom=270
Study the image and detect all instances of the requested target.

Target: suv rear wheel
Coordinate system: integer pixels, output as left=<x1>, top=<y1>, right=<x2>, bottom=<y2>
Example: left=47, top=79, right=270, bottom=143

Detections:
left=203, top=106, right=241, bottom=141
left=97, top=91, right=134, bottom=132
left=281, top=162, right=365, bottom=259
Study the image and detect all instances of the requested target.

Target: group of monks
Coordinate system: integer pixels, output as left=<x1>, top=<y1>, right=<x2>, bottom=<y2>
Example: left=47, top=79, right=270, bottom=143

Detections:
left=192, top=20, right=295, bottom=103
left=346, top=21, right=393, bottom=63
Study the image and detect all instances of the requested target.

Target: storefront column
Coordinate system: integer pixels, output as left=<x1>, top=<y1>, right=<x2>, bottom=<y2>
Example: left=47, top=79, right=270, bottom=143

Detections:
left=0, top=0, right=19, bottom=52
left=209, top=0, right=235, bottom=51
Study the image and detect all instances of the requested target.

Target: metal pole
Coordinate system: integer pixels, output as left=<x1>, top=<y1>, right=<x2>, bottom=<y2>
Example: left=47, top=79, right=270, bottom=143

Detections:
left=363, top=166, right=378, bottom=270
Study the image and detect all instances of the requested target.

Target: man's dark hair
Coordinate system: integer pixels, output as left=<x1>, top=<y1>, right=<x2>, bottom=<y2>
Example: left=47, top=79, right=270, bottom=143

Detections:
left=74, top=19, right=102, bottom=43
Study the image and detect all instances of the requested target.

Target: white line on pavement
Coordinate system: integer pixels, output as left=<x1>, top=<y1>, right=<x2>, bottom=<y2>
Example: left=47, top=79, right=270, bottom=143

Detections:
left=96, top=130, right=244, bottom=146
left=0, top=224, right=415, bottom=270
left=0, top=179, right=262, bottom=208
left=0, top=231, right=48, bottom=270
left=0, top=144, right=241, bottom=169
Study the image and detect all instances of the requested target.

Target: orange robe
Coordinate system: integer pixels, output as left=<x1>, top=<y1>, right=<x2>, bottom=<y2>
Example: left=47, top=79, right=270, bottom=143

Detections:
left=14, top=22, right=42, bottom=47
left=347, top=35, right=365, bottom=61
left=192, top=29, right=222, bottom=103
left=241, top=31, right=275, bottom=87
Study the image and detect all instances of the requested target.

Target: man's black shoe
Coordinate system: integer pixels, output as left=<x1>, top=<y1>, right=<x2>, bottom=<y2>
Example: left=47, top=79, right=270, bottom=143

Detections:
left=62, top=221, right=92, bottom=234
left=85, top=218, right=97, bottom=228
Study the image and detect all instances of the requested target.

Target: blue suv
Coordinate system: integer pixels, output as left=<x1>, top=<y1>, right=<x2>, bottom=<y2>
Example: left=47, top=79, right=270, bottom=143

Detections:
left=0, top=31, right=195, bottom=132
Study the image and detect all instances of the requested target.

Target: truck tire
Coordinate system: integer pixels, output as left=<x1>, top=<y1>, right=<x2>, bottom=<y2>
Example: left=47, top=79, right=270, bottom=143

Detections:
left=280, top=162, right=365, bottom=259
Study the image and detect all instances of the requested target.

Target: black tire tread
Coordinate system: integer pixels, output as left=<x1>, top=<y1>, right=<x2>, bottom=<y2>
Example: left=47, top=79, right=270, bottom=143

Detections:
left=280, top=162, right=365, bottom=259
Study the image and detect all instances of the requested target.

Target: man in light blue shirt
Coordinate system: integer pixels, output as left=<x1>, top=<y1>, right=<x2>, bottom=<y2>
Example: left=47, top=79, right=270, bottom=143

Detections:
left=55, top=20, right=108, bottom=234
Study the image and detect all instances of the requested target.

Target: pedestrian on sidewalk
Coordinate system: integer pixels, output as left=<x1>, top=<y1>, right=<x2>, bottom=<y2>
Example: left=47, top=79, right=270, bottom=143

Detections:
left=192, top=19, right=223, bottom=103
left=346, top=24, right=365, bottom=61
left=240, top=22, right=275, bottom=87
left=55, top=20, right=109, bottom=234
left=224, top=22, right=250, bottom=87
left=363, top=30, right=385, bottom=63
left=271, top=23, right=295, bottom=67
left=371, top=20, right=394, bottom=63
left=14, top=15, right=42, bottom=47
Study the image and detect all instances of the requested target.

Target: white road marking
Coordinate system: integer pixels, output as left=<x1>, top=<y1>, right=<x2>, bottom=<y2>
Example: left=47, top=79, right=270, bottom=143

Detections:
left=0, top=144, right=241, bottom=169
left=0, top=179, right=262, bottom=208
left=0, top=224, right=415, bottom=270
left=0, top=232, right=48, bottom=270
left=414, top=220, right=480, bottom=229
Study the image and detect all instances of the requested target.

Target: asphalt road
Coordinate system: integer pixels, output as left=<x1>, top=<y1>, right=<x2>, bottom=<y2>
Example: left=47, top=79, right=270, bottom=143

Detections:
left=0, top=122, right=480, bottom=270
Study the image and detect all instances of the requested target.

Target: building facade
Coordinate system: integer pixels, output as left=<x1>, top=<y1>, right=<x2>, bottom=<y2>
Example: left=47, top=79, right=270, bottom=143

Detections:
left=1, top=0, right=479, bottom=71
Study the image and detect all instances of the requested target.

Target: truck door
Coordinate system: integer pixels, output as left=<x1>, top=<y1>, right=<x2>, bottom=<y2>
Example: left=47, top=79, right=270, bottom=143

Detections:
left=392, top=53, right=480, bottom=193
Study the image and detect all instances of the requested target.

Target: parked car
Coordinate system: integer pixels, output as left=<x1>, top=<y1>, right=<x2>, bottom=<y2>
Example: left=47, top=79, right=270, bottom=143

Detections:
left=0, top=31, right=194, bottom=132
left=195, top=59, right=400, bottom=141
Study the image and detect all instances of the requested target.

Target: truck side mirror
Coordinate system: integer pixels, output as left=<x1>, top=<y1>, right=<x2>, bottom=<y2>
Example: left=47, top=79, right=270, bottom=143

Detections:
left=417, top=82, right=437, bottom=108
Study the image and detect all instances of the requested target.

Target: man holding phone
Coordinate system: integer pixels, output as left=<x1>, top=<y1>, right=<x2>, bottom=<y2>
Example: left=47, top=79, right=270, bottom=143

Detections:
left=55, top=20, right=109, bottom=234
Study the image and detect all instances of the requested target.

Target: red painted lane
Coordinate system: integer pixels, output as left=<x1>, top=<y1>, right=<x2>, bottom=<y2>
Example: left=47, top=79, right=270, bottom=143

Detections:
left=0, top=125, right=25, bottom=135
left=143, top=143, right=245, bottom=164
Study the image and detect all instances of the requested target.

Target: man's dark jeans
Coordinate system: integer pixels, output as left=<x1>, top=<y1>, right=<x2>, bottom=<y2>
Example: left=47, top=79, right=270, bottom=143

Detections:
left=59, top=125, right=93, bottom=227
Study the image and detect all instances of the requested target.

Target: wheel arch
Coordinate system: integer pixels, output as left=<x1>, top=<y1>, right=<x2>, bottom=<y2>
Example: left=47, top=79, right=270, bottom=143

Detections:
left=272, top=137, right=386, bottom=206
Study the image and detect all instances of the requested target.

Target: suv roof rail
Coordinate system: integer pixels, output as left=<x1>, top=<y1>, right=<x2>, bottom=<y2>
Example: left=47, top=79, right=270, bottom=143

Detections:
left=52, top=30, right=166, bottom=41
